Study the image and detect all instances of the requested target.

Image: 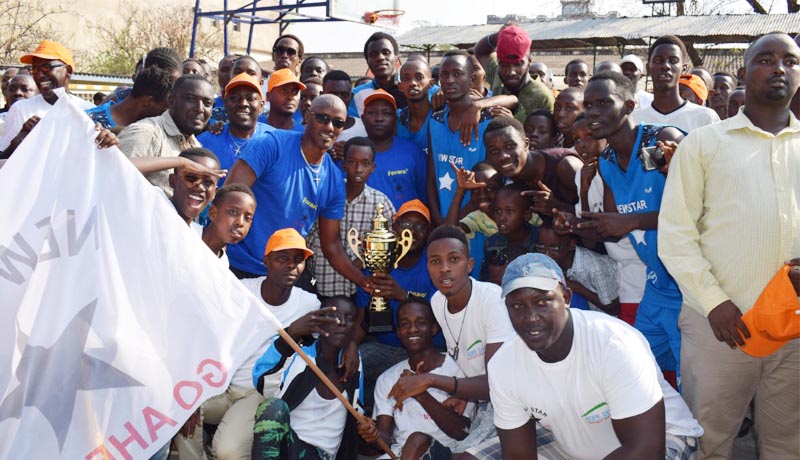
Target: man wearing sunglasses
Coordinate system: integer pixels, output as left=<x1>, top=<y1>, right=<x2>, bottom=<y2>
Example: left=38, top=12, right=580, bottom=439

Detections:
left=226, top=94, right=374, bottom=299
left=0, top=40, right=94, bottom=158
left=271, top=34, right=304, bottom=75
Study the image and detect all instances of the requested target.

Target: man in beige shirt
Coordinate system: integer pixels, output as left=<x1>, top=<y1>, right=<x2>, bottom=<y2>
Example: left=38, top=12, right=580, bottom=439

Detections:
left=119, top=74, right=214, bottom=194
left=659, top=33, right=800, bottom=460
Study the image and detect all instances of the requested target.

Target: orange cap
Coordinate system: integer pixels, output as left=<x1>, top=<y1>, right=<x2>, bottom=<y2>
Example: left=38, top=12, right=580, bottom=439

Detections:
left=678, top=74, right=708, bottom=105
left=264, top=228, right=313, bottom=259
left=267, top=68, right=306, bottom=94
left=20, top=40, right=75, bottom=69
left=740, top=264, right=800, bottom=358
left=225, top=72, right=264, bottom=99
left=396, top=199, right=431, bottom=223
left=363, top=89, right=397, bottom=113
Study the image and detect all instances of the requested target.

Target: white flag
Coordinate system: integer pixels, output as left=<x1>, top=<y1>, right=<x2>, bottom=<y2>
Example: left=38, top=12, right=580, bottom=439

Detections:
left=0, top=96, right=281, bottom=459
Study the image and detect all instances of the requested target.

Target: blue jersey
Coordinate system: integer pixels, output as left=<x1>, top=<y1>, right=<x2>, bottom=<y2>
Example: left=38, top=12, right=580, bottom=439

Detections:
left=85, top=102, right=115, bottom=129
left=210, top=96, right=228, bottom=124
left=396, top=106, right=431, bottom=152
left=354, top=250, right=442, bottom=348
left=227, top=130, right=346, bottom=275
left=598, top=123, right=682, bottom=306
left=428, top=106, right=493, bottom=219
left=258, top=113, right=305, bottom=133
left=366, top=136, right=428, bottom=210
left=197, top=122, right=274, bottom=186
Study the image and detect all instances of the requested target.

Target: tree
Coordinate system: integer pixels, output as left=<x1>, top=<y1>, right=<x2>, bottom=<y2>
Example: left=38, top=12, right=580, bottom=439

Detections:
left=0, top=0, right=67, bottom=65
left=85, top=0, right=221, bottom=76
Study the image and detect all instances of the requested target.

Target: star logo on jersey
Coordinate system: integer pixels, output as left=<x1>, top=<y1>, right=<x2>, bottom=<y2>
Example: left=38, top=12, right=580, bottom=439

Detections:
left=439, top=172, right=455, bottom=191
left=0, top=300, right=143, bottom=450
left=630, top=230, right=647, bottom=246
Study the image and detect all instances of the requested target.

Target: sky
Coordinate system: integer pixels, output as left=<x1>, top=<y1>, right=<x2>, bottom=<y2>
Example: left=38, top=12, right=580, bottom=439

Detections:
left=288, top=0, right=786, bottom=53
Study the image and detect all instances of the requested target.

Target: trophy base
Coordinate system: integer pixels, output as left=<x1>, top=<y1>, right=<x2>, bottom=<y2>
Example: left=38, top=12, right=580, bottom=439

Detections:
left=367, top=306, right=394, bottom=333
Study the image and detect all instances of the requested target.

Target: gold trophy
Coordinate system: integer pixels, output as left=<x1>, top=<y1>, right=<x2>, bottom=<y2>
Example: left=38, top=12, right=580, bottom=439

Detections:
left=348, top=204, right=413, bottom=333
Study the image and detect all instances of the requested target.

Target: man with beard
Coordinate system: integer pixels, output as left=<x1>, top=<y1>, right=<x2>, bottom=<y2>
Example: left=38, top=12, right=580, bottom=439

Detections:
left=265, top=68, right=305, bottom=132
left=0, top=40, right=94, bottom=157
left=633, top=36, right=718, bottom=133
left=225, top=95, right=373, bottom=298
left=475, top=25, right=554, bottom=124
left=198, top=72, right=271, bottom=186
left=659, top=32, right=800, bottom=459
left=118, top=74, right=214, bottom=195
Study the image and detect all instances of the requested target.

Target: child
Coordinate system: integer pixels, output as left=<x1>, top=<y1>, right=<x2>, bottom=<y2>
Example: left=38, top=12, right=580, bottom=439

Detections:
left=251, top=296, right=363, bottom=460
left=482, top=182, right=538, bottom=280
left=202, top=183, right=257, bottom=265
left=563, top=59, right=590, bottom=89
left=553, top=88, right=584, bottom=148
left=359, top=299, right=471, bottom=459
left=536, top=224, right=620, bottom=316
left=484, top=244, right=528, bottom=287
left=307, top=136, right=395, bottom=299
left=572, top=114, right=607, bottom=216
left=523, top=109, right=557, bottom=150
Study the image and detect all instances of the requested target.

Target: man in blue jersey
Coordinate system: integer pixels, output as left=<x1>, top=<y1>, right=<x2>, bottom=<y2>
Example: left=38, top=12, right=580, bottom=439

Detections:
left=225, top=94, right=373, bottom=293
left=198, top=73, right=272, bottom=187
left=362, top=89, right=427, bottom=209
left=573, top=71, right=685, bottom=387
left=396, top=59, right=434, bottom=152
left=349, top=32, right=405, bottom=118
left=264, top=68, right=305, bottom=132
left=427, top=51, right=494, bottom=226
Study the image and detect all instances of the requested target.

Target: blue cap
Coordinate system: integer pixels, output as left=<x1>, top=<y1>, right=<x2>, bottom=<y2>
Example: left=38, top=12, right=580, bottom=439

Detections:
left=501, top=253, right=566, bottom=298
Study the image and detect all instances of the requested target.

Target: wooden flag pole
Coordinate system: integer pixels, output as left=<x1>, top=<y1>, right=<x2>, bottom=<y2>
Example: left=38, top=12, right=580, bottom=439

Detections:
left=276, top=328, right=398, bottom=460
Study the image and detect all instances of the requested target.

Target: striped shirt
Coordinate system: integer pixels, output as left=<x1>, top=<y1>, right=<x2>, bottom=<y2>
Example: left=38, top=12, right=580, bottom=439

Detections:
left=658, top=110, right=800, bottom=316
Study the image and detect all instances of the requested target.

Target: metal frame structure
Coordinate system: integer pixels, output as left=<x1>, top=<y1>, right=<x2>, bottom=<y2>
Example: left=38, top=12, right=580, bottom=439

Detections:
left=189, top=0, right=344, bottom=57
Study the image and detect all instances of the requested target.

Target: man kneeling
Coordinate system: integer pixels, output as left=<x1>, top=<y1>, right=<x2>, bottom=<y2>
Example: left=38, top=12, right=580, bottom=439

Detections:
left=251, top=296, right=363, bottom=460
left=491, top=253, right=703, bottom=460
left=359, top=299, right=472, bottom=459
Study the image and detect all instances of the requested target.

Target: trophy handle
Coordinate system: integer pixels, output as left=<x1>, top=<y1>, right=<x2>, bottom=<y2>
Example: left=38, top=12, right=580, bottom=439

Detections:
left=394, top=228, right=413, bottom=269
left=347, top=228, right=364, bottom=266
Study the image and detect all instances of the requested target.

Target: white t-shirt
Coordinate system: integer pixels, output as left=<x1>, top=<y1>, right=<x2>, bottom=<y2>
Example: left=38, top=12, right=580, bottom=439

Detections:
left=632, top=100, right=719, bottom=133
left=431, top=279, right=515, bottom=378
left=0, top=89, right=94, bottom=150
left=635, top=89, right=653, bottom=109
left=374, top=355, right=471, bottom=456
left=575, top=171, right=647, bottom=304
left=288, top=387, right=348, bottom=458
left=336, top=117, right=367, bottom=145
left=232, top=280, right=320, bottom=390
left=489, top=310, right=703, bottom=460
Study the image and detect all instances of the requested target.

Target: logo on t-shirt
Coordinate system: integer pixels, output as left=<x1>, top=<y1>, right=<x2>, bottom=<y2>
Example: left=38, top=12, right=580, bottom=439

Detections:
left=581, top=402, right=611, bottom=425
left=465, top=339, right=484, bottom=360
left=302, top=197, right=318, bottom=210
left=524, top=406, right=547, bottom=421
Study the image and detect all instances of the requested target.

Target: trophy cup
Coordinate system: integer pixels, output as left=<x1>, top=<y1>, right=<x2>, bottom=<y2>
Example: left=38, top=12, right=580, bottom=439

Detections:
left=347, top=204, right=413, bottom=333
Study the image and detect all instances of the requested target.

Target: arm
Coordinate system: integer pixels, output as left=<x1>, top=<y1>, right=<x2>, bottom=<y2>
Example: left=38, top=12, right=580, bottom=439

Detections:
left=474, top=94, right=518, bottom=110
left=566, top=280, right=620, bottom=316
left=0, top=115, right=40, bottom=159
left=226, top=158, right=258, bottom=187
left=497, top=420, right=538, bottom=460
left=603, top=400, right=665, bottom=460
left=319, top=216, right=371, bottom=290
left=357, top=415, right=394, bottom=449
left=130, top=155, right=227, bottom=178
left=556, top=155, right=583, bottom=207
left=413, top=392, right=470, bottom=440
left=474, top=32, right=500, bottom=71
left=426, top=129, right=444, bottom=226
left=444, top=162, right=485, bottom=226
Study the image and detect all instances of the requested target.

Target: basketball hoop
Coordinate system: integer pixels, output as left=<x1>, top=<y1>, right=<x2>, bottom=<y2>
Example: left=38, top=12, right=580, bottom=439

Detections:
left=364, top=9, right=405, bottom=28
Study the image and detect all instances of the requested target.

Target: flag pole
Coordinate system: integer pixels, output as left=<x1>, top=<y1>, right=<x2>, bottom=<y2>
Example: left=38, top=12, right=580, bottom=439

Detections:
left=276, top=328, right=399, bottom=460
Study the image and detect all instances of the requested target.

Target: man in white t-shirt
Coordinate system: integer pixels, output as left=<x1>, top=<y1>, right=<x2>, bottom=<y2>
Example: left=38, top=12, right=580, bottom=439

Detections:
left=359, top=299, right=472, bottom=459
left=490, top=253, right=703, bottom=460
left=384, top=225, right=518, bottom=459
left=1, top=40, right=94, bottom=157
left=620, top=54, right=653, bottom=109
left=632, top=36, right=719, bottom=133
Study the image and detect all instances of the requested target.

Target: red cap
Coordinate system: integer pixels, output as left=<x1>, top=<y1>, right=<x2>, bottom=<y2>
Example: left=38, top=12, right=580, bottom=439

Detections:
left=497, top=26, right=532, bottom=63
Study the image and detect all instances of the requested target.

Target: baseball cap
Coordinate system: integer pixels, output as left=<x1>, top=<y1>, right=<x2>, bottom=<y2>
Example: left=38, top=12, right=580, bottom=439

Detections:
left=497, top=26, right=532, bottom=63
left=267, top=68, right=306, bottom=94
left=363, top=89, right=397, bottom=112
left=620, top=55, right=644, bottom=72
left=678, top=74, right=709, bottom=104
left=225, top=72, right=264, bottom=99
left=739, top=264, right=800, bottom=358
left=264, top=228, right=313, bottom=259
left=501, top=253, right=566, bottom=298
left=20, top=40, right=75, bottom=69
left=396, top=199, right=430, bottom=223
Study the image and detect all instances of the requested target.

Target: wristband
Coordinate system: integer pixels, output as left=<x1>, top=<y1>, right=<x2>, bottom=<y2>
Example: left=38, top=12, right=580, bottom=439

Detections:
left=452, top=376, right=459, bottom=395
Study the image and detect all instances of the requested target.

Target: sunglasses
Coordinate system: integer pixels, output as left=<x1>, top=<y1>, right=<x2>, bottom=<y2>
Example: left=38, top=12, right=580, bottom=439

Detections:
left=534, top=243, right=569, bottom=254
left=397, top=220, right=429, bottom=233
left=26, top=63, right=66, bottom=74
left=310, top=111, right=346, bottom=129
left=273, top=46, right=298, bottom=57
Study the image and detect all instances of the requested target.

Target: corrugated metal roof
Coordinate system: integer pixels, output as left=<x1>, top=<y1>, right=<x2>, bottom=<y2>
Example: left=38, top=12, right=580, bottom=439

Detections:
left=398, top=14, right=800, bottom=49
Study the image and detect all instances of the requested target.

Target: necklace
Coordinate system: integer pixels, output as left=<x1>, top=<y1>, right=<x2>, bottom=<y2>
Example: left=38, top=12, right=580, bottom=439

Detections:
left=227, top=130, right=248, bottom=158
left=443, top=298, right=468, bottom=361
left=301, top=147, right=322, bottom=183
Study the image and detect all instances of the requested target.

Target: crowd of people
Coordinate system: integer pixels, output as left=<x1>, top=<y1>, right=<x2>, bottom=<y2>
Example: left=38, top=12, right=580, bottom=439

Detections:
left=1, top=21, right=798, bottom=460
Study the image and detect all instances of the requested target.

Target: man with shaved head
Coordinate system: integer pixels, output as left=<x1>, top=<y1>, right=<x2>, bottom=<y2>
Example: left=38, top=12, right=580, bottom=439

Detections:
left=226, top=94, right=374, bottom=294
left=660, top=32, right=800, bottom=460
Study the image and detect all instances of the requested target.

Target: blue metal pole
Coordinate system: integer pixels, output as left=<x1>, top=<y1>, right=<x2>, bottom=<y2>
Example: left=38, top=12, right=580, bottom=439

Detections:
left=190, top=0, right=201, bottom=57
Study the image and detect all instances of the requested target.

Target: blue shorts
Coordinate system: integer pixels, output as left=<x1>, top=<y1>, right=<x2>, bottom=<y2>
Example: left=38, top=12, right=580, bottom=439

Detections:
left=635, top=286, right=682, bottom=374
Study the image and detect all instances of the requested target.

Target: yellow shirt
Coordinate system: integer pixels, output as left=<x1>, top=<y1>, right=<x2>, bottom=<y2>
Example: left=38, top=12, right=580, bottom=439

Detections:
left=658, top=110, right=800, bottom=316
